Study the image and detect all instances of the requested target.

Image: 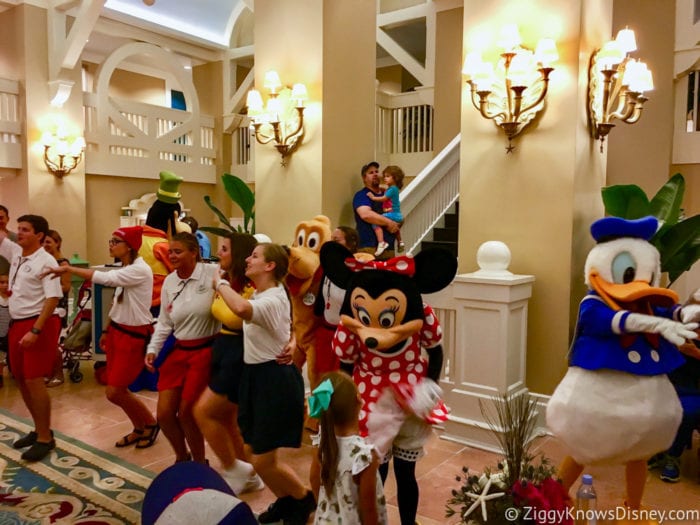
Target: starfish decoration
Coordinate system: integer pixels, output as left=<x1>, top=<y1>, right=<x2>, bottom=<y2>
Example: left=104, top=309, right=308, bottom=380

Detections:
left=462, top=477, right=506, bottom=522
left=505, top=140, right=515, bottom=154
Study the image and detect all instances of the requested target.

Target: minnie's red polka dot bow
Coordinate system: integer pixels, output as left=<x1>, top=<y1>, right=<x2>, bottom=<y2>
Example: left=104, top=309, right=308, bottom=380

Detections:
left=344, top=256, right=415, bottom=277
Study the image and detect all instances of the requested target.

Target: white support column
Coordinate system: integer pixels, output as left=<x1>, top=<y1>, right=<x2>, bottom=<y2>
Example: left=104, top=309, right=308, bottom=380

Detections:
left=426, top=241, right=535, bottom=451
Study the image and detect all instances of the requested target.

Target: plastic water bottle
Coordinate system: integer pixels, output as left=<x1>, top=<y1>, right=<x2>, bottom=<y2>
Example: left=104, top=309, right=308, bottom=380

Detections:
left=575, top=474, right=597, bottom=525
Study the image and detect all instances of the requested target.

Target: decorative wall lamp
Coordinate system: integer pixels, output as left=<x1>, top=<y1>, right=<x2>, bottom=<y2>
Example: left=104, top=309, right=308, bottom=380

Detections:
left=588, top=27, right=653, bottom=152
left=246, top=71, right=307, bottom=166
left=41, top=129, right=85, bottom=178
left=462, top=25, right=558, bottom=152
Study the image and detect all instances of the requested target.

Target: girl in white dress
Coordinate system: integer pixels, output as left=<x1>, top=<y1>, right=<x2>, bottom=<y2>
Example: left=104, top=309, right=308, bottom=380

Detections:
left=309, top=371, right=387, bottom=525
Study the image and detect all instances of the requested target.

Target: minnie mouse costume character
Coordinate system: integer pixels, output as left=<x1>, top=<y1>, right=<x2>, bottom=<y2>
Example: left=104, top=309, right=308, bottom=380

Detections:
left=321, top=242, right=457, bottom=525
left=546, top=216, right=700, bottom=519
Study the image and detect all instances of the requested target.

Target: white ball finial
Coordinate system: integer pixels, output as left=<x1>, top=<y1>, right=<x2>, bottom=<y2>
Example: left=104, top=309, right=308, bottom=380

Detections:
left=475, top=241, right=512, bottom=275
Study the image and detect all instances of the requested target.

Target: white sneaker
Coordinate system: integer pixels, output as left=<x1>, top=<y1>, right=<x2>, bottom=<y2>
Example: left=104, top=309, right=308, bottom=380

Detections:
left=375, top=242, right=389, bottom=256
left=397, top=241, right=405, bottom=253
left=221, top=469, right=265, bottom=495
left=240, top=473, right=265, bottom=493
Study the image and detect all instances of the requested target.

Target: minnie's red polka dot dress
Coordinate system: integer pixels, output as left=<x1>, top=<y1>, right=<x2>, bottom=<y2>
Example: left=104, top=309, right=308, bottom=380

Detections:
left=333, top=304, right=442, bottom=436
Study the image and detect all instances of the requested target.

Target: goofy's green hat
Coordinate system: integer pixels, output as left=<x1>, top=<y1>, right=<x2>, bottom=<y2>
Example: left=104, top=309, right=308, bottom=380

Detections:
left=157, top=171, right=183, bottom=204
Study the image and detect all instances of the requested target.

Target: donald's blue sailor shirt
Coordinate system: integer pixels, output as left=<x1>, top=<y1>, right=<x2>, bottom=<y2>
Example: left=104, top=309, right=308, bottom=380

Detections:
left=569, top=292, right=685, bottom=376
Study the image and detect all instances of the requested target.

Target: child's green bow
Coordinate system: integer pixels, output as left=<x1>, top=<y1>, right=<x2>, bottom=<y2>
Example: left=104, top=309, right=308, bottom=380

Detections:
left=308, top=379, right=334, bottom=418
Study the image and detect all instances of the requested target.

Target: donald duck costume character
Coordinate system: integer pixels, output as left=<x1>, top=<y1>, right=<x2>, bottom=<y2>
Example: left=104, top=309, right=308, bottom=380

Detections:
left=546, top=216, right=700, bottom=516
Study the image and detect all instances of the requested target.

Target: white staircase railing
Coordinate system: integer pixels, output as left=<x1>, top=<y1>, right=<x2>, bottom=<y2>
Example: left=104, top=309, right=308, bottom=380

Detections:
left=401, top=134, right=460, bottom=255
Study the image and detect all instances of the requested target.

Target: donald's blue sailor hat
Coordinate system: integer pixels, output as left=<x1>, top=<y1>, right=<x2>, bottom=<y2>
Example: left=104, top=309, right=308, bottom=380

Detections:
left=590, top=216, right=659, bottom=243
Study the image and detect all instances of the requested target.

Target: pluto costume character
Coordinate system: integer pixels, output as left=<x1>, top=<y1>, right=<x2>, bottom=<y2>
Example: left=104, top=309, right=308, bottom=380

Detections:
left=285, top=215, right=332, bottom=389
left=321, top=242, right=457, bottom=525
left=546, top=216, right=700, bottom=515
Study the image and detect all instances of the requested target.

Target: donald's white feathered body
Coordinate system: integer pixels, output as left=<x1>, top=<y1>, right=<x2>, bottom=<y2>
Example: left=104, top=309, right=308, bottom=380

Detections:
left=546, top=216, right=700, bottom=510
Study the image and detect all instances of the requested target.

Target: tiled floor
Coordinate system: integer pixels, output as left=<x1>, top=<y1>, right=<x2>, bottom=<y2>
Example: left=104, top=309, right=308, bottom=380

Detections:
left=1, top=361, right=699, bottom=524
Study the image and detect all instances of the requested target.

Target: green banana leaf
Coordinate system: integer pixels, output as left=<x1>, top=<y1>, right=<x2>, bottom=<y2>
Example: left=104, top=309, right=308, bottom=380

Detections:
left=222, top=173, right=255, bottom=233
left=201, top=174, right=256, bottom=235
left=655, top=215, right=700, bottom=285
left=649, top=173, right=684, bottom=228
left=601, top=184, right=650, bottom=218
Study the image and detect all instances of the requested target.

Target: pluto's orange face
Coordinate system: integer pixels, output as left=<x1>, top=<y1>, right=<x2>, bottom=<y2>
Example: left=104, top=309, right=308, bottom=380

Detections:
left=286, top=215, right=332, bottom=296
left=340, top=286, right=422, bottom=352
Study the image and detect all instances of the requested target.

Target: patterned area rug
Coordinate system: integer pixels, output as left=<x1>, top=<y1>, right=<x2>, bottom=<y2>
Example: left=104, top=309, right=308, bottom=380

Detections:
left=0, top=408, right=153, bottom=524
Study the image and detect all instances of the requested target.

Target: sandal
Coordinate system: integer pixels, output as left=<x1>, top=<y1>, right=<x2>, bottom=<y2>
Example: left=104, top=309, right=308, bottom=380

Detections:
left=135, top=423, right=160, bottom=449
left=115, top=429, right=144, bottom=448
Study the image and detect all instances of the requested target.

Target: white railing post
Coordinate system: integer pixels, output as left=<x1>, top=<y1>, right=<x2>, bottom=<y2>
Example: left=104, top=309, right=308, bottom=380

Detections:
left=425, top=241, right=536, bottom=452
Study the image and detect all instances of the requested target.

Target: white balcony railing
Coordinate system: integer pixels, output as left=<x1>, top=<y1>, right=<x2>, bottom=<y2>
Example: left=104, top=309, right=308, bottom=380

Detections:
left=83, top=92, right=216, bottom=183
left=0, top=78, right=22, bottom=170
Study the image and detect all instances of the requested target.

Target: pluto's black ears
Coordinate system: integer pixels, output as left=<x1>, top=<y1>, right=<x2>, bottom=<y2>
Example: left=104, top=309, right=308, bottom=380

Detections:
left=320, top=242, right=354, bottom=288
left=413, top=248, right=458, bottom=294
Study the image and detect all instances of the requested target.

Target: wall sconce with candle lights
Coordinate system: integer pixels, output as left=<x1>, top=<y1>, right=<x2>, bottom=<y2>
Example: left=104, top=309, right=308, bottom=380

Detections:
left=41, top=127, right=86, bottom=179
left=462, top=24, right=558, bottom=153
left=587, top=27, right=653, bottom=152
left=246, top=71, right=307, bottom=166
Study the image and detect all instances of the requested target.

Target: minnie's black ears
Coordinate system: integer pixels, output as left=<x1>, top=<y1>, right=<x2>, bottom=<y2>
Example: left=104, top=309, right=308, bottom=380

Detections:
left=320, top=242, right=354, bottom=288
left=413, top=248, right=458, bottom=294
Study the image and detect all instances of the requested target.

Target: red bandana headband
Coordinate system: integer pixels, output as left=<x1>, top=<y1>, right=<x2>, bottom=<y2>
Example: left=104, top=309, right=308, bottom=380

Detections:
left=344, top=256, right=415, bottom=277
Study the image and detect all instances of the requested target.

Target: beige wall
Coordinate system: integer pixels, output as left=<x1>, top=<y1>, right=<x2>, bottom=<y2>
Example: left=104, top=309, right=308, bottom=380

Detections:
left=109, top=69, right=166, bottom=106
left=0, top=5, right=88, bottom=260
left=671, top=162, right=700, bottom=216
left=0, top=7, right=28, bottom=216
left=606, top=1, right=675, bottom=193
left=321, top=0, right=377, bottom=230
left=460, top=0, right=610, bottom=394
left=377, top=65, right=403, bottom=94
left=433, top=7, right=463, bottom=154
left=253, top=0, right=376, bottom=242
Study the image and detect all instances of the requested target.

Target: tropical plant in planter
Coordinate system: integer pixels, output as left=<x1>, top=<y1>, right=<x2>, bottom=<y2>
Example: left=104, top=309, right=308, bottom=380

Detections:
left=200, top=173, right=255, bottom=236
left=445, top=392, right=570, bottom=525
left=601, top=173, right=700, bottom=285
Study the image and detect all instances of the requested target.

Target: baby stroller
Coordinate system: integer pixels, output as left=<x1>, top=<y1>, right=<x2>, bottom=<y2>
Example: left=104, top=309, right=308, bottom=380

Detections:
left=59, top=281, right=93, bottom=383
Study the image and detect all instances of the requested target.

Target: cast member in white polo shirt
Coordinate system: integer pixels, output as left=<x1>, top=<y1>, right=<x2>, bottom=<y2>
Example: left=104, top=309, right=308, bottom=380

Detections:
left=0, top=215, right=62, bottom=462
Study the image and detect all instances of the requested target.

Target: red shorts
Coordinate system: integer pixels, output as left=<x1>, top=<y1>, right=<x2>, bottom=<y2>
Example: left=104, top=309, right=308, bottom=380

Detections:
left=314, top=323, right=340, bottom=376
left=104, top=323, right=153, bottom=388
left=9, top=316, right=61, bottom=380
left=157, top=343, right=212, bottom=402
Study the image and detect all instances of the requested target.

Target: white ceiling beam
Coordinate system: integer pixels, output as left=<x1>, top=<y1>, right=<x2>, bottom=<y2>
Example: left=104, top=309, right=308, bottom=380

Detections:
left=224, top=66, right=254, bottom=117
left=377, top=3, right=429, bottom=28
left=60, top=0, right=105, bottom=70
left=94, top=17, right=224, bottom=63
left=53, top=0, right=82, bottom=10
left=376, top=0, right=437, bottom=88
left=226, top=45, right=254, bottom=61
left=47, top=0, right=105, bottom=105
left=377, top=27, right=430, bottom=86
